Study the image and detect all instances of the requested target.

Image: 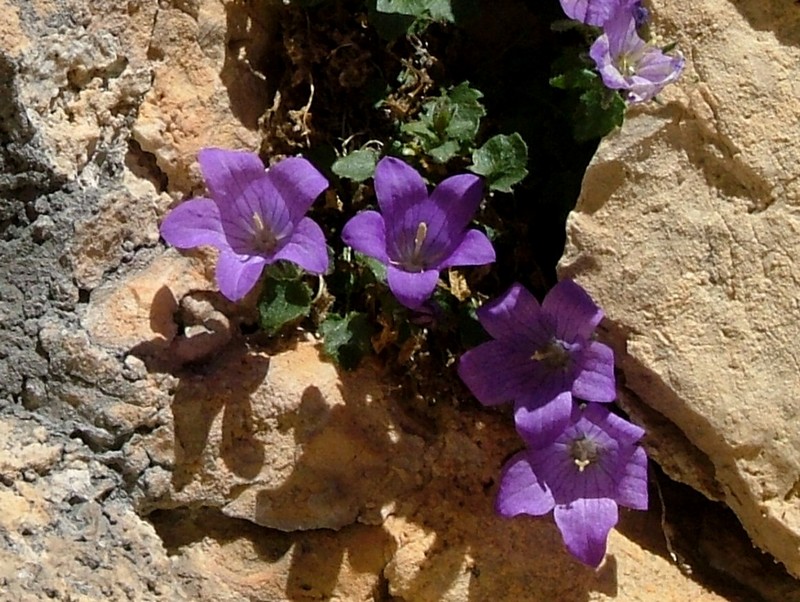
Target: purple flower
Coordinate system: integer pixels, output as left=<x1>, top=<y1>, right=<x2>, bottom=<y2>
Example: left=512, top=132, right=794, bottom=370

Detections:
left=559, top=0, right=617, bottom=26
left=589, top=6, right=684, bottom=102
left=341, top=157, right=495, bottom=309
left=458, top=280, right=615, bottom=421
left=496, top=402, right=648, bottom=567
left=559, top=0, right=648, bottom=27
left=160, top=148, right=329, bottom=301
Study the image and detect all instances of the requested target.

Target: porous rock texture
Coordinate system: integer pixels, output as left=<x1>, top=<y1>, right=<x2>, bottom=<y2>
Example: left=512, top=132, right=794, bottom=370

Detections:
left=0, top=0, right=791, bottom=601
left=559, top=0, right=800, bottom=583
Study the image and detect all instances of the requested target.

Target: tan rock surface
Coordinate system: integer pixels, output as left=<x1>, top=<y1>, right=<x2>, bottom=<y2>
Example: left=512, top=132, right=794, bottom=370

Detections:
left=559, top=0, right=800, bottom=580
left=3, top=0, right=797, bottom=599
left=0, top=0, right=28, bottom=57
left=132, top=0, right=275, bottom=193
left=135, top=339, right=732, bottom=602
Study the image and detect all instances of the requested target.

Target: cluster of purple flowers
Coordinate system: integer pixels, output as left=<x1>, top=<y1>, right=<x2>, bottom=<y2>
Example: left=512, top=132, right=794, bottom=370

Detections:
left=458, top=280, right=648, bottom=567
left=561, top=0, right=684, bottom=102
left=160, top=148, right=647, bottom=567
left=161, top=151, right=495, bottom=308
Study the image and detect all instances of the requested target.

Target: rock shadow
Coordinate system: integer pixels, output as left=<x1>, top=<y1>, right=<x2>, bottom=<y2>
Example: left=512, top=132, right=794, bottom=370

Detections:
left=171, top=345, right=270, bottom=489
left=727, top=0, right=800, bottom=49
left=220, top=0, right=275, bottom=131
left=149, top=505, right=393, bottom=600
left=252, top=355, right=622, bottom=601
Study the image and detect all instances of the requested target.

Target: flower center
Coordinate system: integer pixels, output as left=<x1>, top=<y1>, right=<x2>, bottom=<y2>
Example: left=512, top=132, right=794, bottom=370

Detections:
left=531, top=338, right=571, bottom=370
left=413, top=221, right=427, bottom=256
left=251, top=212, right=279, bottom=254
left=619, top=54, right=636, bottom=77
left=569, top=435, right=600, bottom=472
left=401, top=221, right=428, bottom=271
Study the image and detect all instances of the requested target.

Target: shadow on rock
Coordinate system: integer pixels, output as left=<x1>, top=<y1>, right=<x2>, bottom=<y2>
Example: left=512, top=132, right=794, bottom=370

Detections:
left=250, top=348, right=621, bottom=601
left=171, top=346, right=270, bottom=489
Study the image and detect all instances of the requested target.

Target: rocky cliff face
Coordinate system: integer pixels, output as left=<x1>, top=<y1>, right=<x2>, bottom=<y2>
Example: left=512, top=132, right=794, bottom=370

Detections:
left=559, top=0, right=800, bottom=582
left=0, top=0, right=797, bottom=600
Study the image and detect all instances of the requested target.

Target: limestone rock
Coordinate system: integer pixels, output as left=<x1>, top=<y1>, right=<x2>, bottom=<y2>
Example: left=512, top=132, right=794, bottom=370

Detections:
left=76, top=246, right=745, bottom=598
left=150, top=508, right=391, bottom=601
left=2, top=0, right=798, bottom=599
left=132, top=0, right=275, bottom=193
left=0, top=410, right=204, bottom=601
left=135, top=341, right=429, bottom=530
left=559, top=0, right=800, bottom=579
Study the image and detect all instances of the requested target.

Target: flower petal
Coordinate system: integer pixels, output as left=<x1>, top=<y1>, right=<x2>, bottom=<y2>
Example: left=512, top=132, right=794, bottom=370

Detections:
left=590, top=402, right=645, bottom=444
left=572, top=341, right=616, bottom=402
left=589, top=34, right=628, bottom=91
left=554, top=498, right=618, bottom=567
left=436, top=229, right=496, bottom=269
left=246, top=177, right=293, bottom=235
left=476, top=283, right=548, bottom=346
left=386, top=198, right=450, bottom=268
left=559, top=0, right=614, bottom=26
left=266, top=156, right=329, bottom=223
left=198, top=148, right=266, bottom=206
left=458, top=340, right=544, bottom=406
left=274, top=217, right=329, bottom=274
left=513, top=362, right=574, bottom=414
left=542, top=279, right=604, bottom=343
left=604, top=5, right=642, bottom=58
left=496, top=451, right=555, bottom=518
left=513, top=391, right=573, bottom=449
left=615, top=446, right=648, bottom=510
left=626, top=51, right=685, bottom=102
left=386, top=265, right=439, bottom=309
left=160, top=198, right=228, bottom=250
left=534, top=403, right=639, bottom=506
left=215, top=251, right=268, bottom=301
left=341, top=210, right=389, bottom=264
left=374, top=157, right=428, bottom=222
left=429, top=173, right=484, bottom=235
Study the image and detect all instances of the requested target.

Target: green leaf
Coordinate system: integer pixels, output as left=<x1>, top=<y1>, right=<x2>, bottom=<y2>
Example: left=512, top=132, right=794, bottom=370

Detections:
left=332, top=148, right=380, bottom=182
left=368, top=3, right=416, bottom=39
left=550, top=56, right=627, bottom=142
left=400, top=82, right=485, bottom=164
left=375, top=0, right=455, bottom=21
left=400, top=121, right=438, bottom=144
left=444, top=82, right=485, bottom=142
left=572, top=86, right=626, bottom=141
left=550, top=68, right=597, bottom=91
left=257, top=278, right=313, bottom=336
left=265, top=261, right=303, bottom=281
left=355, top=252, right=387, bottom=282
left=470, top=133, right=529, bottom=193
left=429, top=140, right=460, bottom=164
left=320, top=312, right=373, bottom=370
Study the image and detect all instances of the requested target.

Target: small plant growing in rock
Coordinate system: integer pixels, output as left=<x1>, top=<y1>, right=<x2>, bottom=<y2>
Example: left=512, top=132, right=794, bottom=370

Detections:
left=458, top=279, right=647, bottom=566
left=551, top=0, right=684, bottom=139
left=159, top=149, right=329, bottom=302
left=342, top=156, right=495, bottom=309
left=157, top=0, right=685, bottom=569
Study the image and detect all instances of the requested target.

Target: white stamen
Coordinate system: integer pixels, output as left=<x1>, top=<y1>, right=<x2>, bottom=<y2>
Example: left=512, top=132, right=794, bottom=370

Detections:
left=570, top=436, right=599, bottom=471
left=251, top=212, right=278, bottom=252
left=413, top=222, right=428, bottom=256
left=253, top=212, right=266, bottom=232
